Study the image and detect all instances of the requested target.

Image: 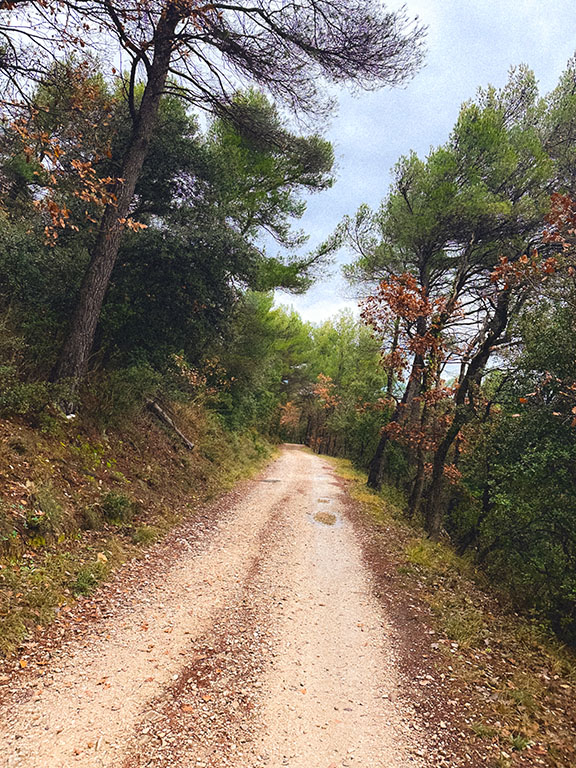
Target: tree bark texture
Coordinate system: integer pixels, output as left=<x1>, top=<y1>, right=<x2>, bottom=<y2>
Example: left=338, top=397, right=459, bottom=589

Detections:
left=424, top=291, right=511, bottom=538
left=54, top=11, right=178, bottom=386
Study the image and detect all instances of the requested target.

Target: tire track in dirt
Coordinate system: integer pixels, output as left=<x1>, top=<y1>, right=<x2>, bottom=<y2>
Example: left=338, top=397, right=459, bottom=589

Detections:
left=120, top=497, right=286, bottom=768
left=1, top=447, right=428, bottom=768
left=1, top=458, right=292, bottom=768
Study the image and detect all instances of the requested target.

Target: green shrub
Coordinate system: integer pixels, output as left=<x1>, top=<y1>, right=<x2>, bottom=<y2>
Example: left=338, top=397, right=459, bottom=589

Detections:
left=0, top=613, right=27, bottom=656
left=0, top=370, right=52, bottom=416
left=100, top=491, right=134, bottom=523
left=25, top=485, right=64, bottom=537
left=70, top=561, right=108, bottom=595
left=0, top=361, right=72, bottom=418
left=132, top=525, right=158, bottom=546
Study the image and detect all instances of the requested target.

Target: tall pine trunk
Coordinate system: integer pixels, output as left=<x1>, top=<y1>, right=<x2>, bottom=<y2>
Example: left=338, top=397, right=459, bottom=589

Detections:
left=424, top=291, right=511, bottom=538
left=367, top=351, right=424, bottom=489
left=54, top=12, right=178, bottom=387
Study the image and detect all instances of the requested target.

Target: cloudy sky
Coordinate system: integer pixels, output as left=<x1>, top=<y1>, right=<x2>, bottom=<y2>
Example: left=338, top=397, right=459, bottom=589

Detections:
left=277, top=0, right=576, bottom=324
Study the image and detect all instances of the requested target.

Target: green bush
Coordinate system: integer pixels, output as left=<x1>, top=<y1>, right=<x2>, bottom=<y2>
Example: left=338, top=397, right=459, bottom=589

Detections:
left=70, top=561, right=108, bottom=595
left=0, top=367, right=66, bottom=417
left=24, top=485, right=64, bottom=538
left=100, top=491, right=134, bottom=523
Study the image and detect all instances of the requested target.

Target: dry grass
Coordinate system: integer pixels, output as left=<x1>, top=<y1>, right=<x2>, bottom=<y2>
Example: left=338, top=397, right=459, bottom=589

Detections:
left=0, top=405, right=272, bottom=656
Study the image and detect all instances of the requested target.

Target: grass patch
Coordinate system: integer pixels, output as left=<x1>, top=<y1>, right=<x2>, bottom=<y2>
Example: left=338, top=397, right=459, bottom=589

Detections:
left=434, top=596, right=486, bottom=647
left=132, top=525, right=159, bottom=546
left=80, top=504, right=103, bottom=530
left=70, top=560, right=109, bottom=596
left=471, top=721, right=497, bottom=739
left=510, top=732, right=531, bottom=751
left=330, top=459, right=402, bottom=525
left=25, top=483, right=66, bottom=538
left=405, top=538, right=475, bottom=579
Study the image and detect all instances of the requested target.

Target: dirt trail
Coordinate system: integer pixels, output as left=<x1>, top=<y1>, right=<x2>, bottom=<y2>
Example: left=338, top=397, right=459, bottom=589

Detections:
left=0, top=447, right=426, bottom=768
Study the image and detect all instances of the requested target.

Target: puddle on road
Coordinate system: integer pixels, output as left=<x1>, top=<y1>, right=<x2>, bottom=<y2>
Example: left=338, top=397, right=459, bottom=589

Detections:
left=309, top=496, right=341, bottom=526
left=313, top=511, right=337, bottom=526
left=260, top=479, right=281, bottom=483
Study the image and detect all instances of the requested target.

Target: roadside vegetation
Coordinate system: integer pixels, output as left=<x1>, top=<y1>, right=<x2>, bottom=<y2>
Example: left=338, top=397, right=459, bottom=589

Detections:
left=0, top=404, right=271, bottom=656
left=333, top=458, right=576, bottom=768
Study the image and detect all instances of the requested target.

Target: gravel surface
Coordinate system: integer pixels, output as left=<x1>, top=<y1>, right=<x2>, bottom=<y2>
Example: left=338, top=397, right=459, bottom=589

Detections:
left=0, top=446, right=428, bottom=768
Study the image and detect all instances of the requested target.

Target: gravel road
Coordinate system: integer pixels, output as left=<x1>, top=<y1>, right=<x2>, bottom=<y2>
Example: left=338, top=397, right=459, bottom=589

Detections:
left=0, top=446, right=426, bottom=768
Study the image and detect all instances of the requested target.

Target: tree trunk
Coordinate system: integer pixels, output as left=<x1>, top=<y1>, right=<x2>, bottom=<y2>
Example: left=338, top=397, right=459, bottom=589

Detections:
left=367, top=428, right=389, bottom=489
left=54, top=11, right=178, bottom=389
left=367, top=351, right=424, bottom=490
left=304, top=413, right=313, bottom=446
left=407, top=447, right=425, bottom=517
left=423, top=414, right=464, bottom=538
left=423, top=291, right=511, bottom=538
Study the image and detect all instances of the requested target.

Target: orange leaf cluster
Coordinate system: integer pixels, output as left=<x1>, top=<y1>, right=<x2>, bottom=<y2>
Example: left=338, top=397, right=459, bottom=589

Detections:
left=313, top=374, right=340, bottom=409
left=11, top=117, right=121, bottom=242
left=7, top=63, right=122, bottom=242
left=489, top=251, right=551, bottom=290
left=422, top=462, right=461, bottom=484
left=544, top=193, right=576, bottom=249
left=279, top=401, right=301, bottom=428
left=362, top=273, right=431, bottom=328
left=361, top=273, right=452, bottom=376
left=383, top=421, right=438, bottom=452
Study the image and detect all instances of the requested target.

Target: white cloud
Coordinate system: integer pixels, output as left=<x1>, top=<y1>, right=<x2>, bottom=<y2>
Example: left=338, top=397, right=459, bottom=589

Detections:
left=277, top=295, right=359, bottom=325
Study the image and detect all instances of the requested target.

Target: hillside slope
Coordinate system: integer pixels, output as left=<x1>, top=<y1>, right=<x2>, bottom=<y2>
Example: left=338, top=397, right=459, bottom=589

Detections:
left=0, top=403, right=271, bottom=656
